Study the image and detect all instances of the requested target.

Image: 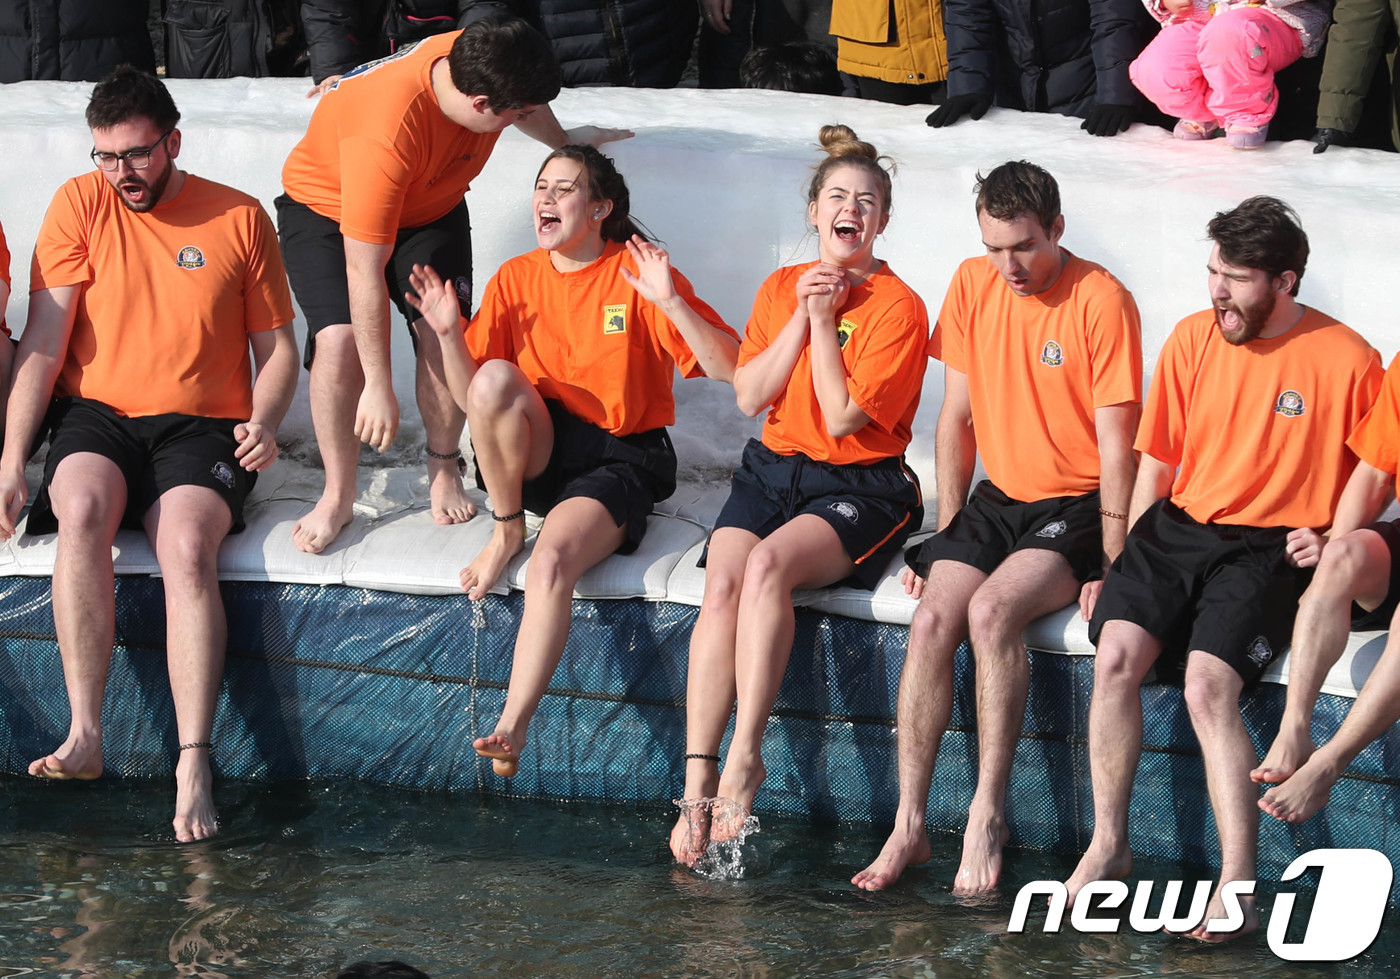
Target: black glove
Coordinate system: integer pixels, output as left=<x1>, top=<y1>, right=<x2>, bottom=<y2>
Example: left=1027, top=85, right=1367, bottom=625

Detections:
left=926, top=94, right=992, bottom=128
left=1081, top=103, right=1134, bottom=137
left=1312, top=128, right=1350, bottom=154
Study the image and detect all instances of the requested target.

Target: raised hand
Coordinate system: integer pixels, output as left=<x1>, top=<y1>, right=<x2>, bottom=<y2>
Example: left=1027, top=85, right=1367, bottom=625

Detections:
left=619, top=236, right=678, bottom=305
left=404, top=263, right=463, bottom=338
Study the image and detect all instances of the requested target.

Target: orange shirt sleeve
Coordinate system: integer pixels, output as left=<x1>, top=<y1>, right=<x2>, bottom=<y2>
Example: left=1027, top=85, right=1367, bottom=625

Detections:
left=1084, top=279, right=1143, bottom=408
left=465, top=266, right=518, bottom=365
left=1135, top=316, right=1194, bottom=465
left=844, top=290, right=929, bottom=432
left=1347, top=354, right=1398, bottom=474
left=927, top=259, right=972, bottom=372
left=242, top=205, right=295, bottom=333
left=738, top=269, right=787, bottom=368
left=31, top=180, right=94, bottom=292
left=647, top=266, right=736, bottom=378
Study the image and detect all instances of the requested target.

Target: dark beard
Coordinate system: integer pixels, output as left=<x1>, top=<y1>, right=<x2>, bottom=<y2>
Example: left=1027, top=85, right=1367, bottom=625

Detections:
left=117, top=157, right=172, bottom=213
left=1216, top=289, right=1276, bottom=345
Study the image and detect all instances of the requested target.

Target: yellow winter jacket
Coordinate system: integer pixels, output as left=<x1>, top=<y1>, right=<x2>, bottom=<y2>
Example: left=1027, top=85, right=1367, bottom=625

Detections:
left=830, top=0, right=948, bottom=85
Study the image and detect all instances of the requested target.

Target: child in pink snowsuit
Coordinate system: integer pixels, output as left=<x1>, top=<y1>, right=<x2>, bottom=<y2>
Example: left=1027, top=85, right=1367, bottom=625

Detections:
left=1129, top=0, right=1331, bottom=148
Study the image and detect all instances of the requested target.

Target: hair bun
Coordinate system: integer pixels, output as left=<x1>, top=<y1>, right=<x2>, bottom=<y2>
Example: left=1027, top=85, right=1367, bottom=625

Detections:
left=818, top=124, right=878, bottom=162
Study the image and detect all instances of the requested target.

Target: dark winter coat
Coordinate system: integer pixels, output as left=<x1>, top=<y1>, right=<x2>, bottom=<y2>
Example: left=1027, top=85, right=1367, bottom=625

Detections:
left=942, top=0, right=1155, bottom=116
left=1316, top=0, right=1400, bottom=134
left=301, top=0, right=475, bottom=82
left=0, top=0, right=154, bottom=83
left=462, top=0, right=696, bottom=88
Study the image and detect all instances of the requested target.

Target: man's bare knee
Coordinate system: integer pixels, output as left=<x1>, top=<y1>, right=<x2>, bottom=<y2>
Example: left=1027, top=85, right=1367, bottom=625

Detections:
left=1183, top=658, right=1242, bottom=724
left=909, top=598, right=962, bottom=657
left=1312, top=534, right=1377, bottom=595
left=966, top=588, right=1025, bottom=652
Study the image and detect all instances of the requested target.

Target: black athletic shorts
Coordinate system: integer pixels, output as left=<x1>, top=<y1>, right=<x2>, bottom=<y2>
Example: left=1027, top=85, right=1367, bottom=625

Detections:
left=704, top=438, right=924, bottom=590
left=1089, top=499, right=1311, bottom=682
left=274, top=195, right=473, bottom=369
left=474, top=399, right=677, bottom=556
left=905, top=479, right=1104, bottom=583
left=1350, top=519, right=1400, bottom=628
left=27, top=397, right=255, bottom=536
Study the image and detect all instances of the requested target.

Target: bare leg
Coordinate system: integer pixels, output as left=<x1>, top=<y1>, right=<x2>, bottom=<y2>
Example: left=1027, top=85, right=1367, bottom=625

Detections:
left=1065, top=619, right=1160, bottom=905
left=852, top=560, right=985, bottom=891
left=1254, top=529, right=1390, bottom=783
left=956, top=550, right=1080, bottom=894
left=1181, top=651, right=1259, bottom=941
left=670, top=527, right=759, bottom=865
left=713, top=515, right=856, bottom=839
left=1262, top=601, right=1400, bottom=823
left=144, top=486, right=234, bottom=843
left=473, top=496, right=626, bottom=774
left=295, top=324, right=360, bottom=554
left=28, top=454, right=127, bottom=781
left=458, top=361, right=554, bottom=601
left=414, top=319, right=477, bottom=525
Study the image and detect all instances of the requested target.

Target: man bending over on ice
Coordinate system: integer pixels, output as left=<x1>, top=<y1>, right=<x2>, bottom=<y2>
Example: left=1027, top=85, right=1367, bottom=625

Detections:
left=277, top=15, right=630, bottom=555
left=1065, top=196, right=1382, bottom=940
left=0, top=67, right=299, bottom=842
left=1251, top=351, right=1400, bottom=824
left=853, top=161, right=1142, bottom=894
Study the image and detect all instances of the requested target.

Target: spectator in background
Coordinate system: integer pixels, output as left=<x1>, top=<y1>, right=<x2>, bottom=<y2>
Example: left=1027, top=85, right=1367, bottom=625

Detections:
left=0, top=0, right=154, bottom=82
left=302, top=0, right=471, bottom=83
left=1130, top=0, right=1331, bottom=149
left=830, top=0, right=947, bottom=105
left=926, top=0, right=1155, bottom=136
left=164, top=0, right=304, bottom=78
left=740, top=41, right=843, bottom=95
left=700, top=0, right=834, bottom=89
left=1313, top=0, right=1400, bottom=153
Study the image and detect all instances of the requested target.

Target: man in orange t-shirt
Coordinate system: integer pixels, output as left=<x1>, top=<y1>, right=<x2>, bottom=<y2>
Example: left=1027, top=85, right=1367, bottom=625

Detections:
left=854, top=161, right=1143, bottom=896
left=277, top=15, right=630, bottom=556
left=1252, top=352, right=1400, bottom=827
left=1066, top=197, right=1384, bottom=941
left=0, top=68, right=299, bottom=844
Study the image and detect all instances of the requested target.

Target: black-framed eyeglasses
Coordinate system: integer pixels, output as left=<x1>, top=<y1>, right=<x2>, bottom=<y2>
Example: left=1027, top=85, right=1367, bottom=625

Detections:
left=90, top=130, right=173, bottom=172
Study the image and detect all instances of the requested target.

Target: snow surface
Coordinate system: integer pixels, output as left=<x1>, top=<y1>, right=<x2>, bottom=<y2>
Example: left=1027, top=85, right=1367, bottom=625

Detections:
left=2, top=78, right=1398, bottom=516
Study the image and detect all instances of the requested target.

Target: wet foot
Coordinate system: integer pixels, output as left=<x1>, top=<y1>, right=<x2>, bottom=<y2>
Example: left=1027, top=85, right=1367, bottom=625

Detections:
left=28, top=733, right=103, bottom=780
left=459, top=525, right=525, bottom=600
left=1065, top=840, right=1132, bottom=907
left=1185, top=884, right=1259, bottom=942
left=671, top=800, right=713, bottom=867
left=1259, top=752, right=1340, bottom=824
left=711, top=755, right=765, bottom=842
left=474, top=731, right=521, bottom=777
left=292, top=496, right=355, bottom=555
left=428, top=456, right=477, bottom=526
left=173, top=748, right=219, bottom=842
left=952, top=811, right=1011, bottom=895
left=851, top=824, right=932, bottom=891
left=1250, top=724, right=1315, bottom=784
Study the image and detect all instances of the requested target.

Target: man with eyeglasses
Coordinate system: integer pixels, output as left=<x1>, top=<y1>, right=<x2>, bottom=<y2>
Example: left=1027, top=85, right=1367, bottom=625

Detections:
left=0, top=66, right=299, bottom=843
left=277, top=14, right=630, bottom=556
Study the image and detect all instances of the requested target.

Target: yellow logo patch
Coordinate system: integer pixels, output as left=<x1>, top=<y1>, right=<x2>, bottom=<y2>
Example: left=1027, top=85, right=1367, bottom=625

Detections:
left=837, top=318, right=857, bottom=348
left=603, top=304, right=627, bottom=335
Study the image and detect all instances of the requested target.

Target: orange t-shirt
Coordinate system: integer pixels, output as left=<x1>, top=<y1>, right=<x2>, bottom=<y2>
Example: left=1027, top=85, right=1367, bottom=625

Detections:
left=0, top=218, right=10, bottom=337
left=465, top=241, right=737, bottom=436
left=739, top=262, right=928, bottom=466
left=31, top=172, right=293, bottom=419
left=929, top=251, right=1142, bottom=502
left=281, top=31, right=501, bottom=244
left=1348, top=353, right=1400, bottom=497
left=1139, top=308, right=1383, bottom=529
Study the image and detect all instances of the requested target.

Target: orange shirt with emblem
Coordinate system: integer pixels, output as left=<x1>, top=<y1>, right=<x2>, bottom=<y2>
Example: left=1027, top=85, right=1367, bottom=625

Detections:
left=465, top=241, right=737, bottom=436
left=1139, top=307, right=1383, bottom=529
left=0, top=218, right=10, bottom=337
left=930, top=251, right=1142, bottom=502
left=1348, top=353, right=1400, bottom=497
left=31, top=172, right=293, bottom=419
left=739, top=262, right=928, bottom=466
left=281, top=31, right=500, bottom=244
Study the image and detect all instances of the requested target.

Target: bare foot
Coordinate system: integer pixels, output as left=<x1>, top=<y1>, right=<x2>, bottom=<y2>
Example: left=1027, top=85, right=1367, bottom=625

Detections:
left=428, top=456, right=477, bottom=526
left=952, top=810, right=1011, bottom=895
left=1259, top=752, right=1340, bottom=823
left=291, top=496, right=355, bottom=555
left=474, top=732, right=520, bottom=777
left=1185, top=884, right=1259, bottom=943
left=28, top=733, right=103, bottom=780
left=173, top=747, right=219, bottom=842
left=711, top=754, right=765, bottom=842
left=459, top=524, right=525, bottom=600
left=671, top=799, right=713, bottom=866
left=1250, top=723, right=1315, bottom=784
left=851, top=823, right=932, bottom=891
left=1064, top=839, right=1132, bottom=907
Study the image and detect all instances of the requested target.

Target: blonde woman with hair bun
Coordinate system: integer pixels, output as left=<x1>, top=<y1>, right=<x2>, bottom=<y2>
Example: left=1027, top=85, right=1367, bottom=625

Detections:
left=670, top=126, right=930, bottom=866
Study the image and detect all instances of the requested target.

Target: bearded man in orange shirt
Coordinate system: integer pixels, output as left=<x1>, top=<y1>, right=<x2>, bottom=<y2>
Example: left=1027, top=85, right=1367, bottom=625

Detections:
left=0, top=67, right=300, bottom=843
left=1065, top=197, right=1383, bottom=941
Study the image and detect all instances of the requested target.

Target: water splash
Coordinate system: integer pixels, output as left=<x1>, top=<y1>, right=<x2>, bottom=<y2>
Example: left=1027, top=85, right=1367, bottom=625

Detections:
left=672, top=798, right=761, bottom=881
